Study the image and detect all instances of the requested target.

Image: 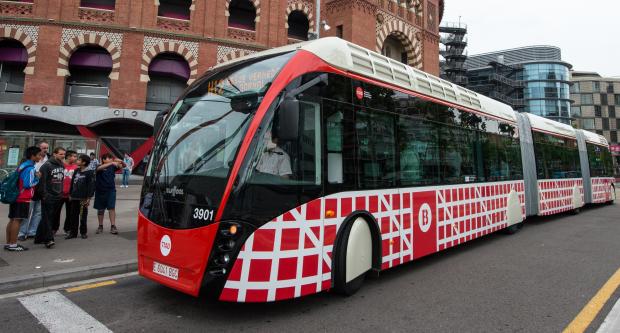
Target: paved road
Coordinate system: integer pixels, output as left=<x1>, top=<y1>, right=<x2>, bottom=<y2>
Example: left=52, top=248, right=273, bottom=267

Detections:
left=1, top=201, right=619, bottom=332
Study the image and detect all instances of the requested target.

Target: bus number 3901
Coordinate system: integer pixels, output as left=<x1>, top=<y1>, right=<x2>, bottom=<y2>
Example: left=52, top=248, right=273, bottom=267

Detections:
left=192, top=208, right=215, bottom=223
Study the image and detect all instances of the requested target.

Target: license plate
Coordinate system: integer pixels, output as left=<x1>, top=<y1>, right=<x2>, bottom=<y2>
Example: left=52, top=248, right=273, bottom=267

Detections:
left=153, top=261, right=179, bottom=281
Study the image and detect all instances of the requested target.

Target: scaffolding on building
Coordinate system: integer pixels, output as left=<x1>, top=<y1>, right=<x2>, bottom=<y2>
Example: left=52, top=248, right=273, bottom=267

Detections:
left=439, top=22, right=468, bottom=86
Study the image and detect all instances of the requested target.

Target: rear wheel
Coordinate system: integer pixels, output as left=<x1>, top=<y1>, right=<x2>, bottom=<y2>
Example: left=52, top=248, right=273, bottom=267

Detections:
left=333, top=217, right=372, bottom=296
left=503, top=222, right=523, bottom=235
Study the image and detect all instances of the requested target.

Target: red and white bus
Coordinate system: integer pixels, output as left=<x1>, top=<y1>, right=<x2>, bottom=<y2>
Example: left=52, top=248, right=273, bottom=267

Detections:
left=137, top=38, right=616, bottom=302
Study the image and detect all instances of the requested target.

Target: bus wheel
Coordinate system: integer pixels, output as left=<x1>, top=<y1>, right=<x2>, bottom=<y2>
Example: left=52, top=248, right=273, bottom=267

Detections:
left=333, top=217, right=372, bottom=296
left=503, top=222, right=522, bottom=235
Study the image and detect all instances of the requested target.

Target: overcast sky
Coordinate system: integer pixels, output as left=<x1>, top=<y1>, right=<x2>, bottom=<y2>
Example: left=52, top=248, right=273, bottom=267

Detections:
left=442, top=0, right=620, bottom=77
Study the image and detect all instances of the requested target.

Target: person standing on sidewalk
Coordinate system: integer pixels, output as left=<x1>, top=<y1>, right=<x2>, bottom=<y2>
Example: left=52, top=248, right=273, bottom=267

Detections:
left=17, top=141, right=49, bottom=241
left=35, top=147, right=66, bottom=248
left=60, top=150, right=78, bottom=235
left=121, top=152, right=134, bottom=188
left=88, top=152, right=99, bottom=171
left=66, top=154, right=95, bottom=239
left=5, top=147, right=41, bottom=252
left=95, top=153, right=124, bottom=235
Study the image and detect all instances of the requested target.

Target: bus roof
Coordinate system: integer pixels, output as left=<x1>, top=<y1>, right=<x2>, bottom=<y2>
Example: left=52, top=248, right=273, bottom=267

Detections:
left=526, top=113, right=577, bottom=138
left=581, top=129, right=609, bottom=146
left=213, top=37, right=517, bottom=123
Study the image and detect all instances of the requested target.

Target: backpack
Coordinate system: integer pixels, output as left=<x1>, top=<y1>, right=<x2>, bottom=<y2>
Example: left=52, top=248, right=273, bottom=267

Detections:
left=0, top=166, right=31, bottom=204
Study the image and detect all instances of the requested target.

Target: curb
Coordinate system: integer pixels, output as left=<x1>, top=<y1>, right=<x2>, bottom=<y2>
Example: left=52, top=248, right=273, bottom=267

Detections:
left=0, top=259, right=137, bottom=294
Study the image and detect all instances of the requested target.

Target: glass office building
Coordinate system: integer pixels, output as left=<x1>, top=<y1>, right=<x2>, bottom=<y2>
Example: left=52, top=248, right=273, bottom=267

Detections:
left=520, top=62, right=572, bottom=122
left=465, top=46, right=573, bottom=124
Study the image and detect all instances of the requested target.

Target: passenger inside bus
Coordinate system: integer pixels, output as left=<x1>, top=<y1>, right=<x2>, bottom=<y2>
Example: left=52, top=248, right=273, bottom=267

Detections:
left=255, top=130, right=292, bottom=179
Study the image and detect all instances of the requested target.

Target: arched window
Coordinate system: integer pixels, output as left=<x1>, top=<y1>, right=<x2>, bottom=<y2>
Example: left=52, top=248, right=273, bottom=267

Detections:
left=158, top=0, right=191, bottom=20
left=229, top=0, right=256, bottom=30
left=80, top=0, right=116, bottom=10
left=146, top=53, right=190, bottom=112
left=64, top=46, right=112, bottom=107
left=381, top=35, right=407, bottom=64
left=287, top=10, right=309, bottom=40
left=0, top=39, right=27, bottom=103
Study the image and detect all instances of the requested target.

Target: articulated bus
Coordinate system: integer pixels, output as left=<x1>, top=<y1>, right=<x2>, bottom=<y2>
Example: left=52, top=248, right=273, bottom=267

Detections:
left=138, top=38, right=616, bottom=302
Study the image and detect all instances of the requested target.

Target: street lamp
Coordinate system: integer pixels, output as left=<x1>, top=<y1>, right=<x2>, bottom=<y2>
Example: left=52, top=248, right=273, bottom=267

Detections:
left=308, top=0, right=330, bottom=40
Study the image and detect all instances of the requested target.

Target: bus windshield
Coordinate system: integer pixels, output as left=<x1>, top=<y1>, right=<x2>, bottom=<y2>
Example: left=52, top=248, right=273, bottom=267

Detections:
left=141, top=52, right=295, bottom=229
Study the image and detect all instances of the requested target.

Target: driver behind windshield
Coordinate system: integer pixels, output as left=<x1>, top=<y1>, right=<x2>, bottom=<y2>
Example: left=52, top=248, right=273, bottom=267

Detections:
left=256, top=130, right=292, bottom=179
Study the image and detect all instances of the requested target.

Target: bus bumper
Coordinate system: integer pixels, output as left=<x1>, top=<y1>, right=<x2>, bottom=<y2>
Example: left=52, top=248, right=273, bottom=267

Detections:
left=137, top=212, right=218, bottom=297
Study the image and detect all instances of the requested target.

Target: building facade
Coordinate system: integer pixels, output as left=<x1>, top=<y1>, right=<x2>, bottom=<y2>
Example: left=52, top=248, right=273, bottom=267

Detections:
left=0, top=0, right=442, bottom=172
left=570, top=71, right=620, bottom=174
left=465, top=46, right=573, bottom=124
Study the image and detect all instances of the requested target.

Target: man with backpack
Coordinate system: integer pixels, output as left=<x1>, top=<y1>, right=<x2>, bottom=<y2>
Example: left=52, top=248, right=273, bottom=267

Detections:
left=4, top=146, right=41, bottom=251
left=17, top=140, right=48, bottom=241
left=35, top=147, right=66, bottom=248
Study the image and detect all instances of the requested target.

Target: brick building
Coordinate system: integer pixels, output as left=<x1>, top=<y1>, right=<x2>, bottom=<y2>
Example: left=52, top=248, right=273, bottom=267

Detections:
left=0, top=0, right=442, bottom=172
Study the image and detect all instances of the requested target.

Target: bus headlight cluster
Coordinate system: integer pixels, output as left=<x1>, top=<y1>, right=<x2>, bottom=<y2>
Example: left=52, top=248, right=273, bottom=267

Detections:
left=209, top=222, right=242, bottom=276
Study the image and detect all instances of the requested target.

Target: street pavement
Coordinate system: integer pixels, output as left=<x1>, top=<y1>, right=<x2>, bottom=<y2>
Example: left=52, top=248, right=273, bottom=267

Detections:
left=0, top=184, right=141, bottom=291
left=0, top=189, right=618, bottom=332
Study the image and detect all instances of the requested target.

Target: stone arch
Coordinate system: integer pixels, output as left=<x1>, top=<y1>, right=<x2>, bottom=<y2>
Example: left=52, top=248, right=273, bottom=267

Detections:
left=57, top=33, right=121, bottom=80
left=217, top=49, right=252, bottom=64
left=376, top=21, right=422, bottom=69
left=284, top=2, right=314, bottom=33
left=225, top=0, right=261, bottom=23
left=1, top=27, right=36, bottom=75
left=140, top=41, right=198, bottom=85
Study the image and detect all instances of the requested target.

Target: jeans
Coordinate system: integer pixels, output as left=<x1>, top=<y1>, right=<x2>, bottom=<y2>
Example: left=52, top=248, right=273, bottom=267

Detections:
left=122, top=169, right=130, bottom=186
left=18, top=200, right=41, bottom=237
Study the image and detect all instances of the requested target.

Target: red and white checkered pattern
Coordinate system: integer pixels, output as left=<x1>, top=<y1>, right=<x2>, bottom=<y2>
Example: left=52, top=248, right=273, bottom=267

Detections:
left=220, top=181, right=526, bottom=302
left=591, top=177, right=615, bottom=203
left=437, top=181, right=525, bottom=251
left=538, top=179, right=583, bottom=215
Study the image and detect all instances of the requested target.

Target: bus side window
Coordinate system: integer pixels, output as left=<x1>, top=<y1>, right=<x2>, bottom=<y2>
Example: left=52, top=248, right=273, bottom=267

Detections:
left=327, top=111, right=343, bottom=184
left=324, top=99, right=355, bottom=189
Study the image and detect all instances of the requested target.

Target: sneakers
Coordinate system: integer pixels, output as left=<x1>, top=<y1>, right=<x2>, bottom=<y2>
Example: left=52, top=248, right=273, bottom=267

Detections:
left=6, top=244, right=28, bottom=252
left=96, top=225, right=103, bottom=234
left=44, top=241, right=55, bottom=249
left=110, top=225, right=118, bottom=235
left=65, top=234, right=77, bottom=240
left=81, top=234, right=88, bottom=239
left=17, top=235, right=26, bottom=242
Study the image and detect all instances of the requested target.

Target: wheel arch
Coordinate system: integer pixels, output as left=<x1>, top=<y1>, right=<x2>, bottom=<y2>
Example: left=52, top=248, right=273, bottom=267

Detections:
left=331, top=210, right=382, bottom=283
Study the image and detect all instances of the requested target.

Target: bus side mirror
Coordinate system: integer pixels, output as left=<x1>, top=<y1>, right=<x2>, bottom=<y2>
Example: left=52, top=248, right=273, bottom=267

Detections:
left=153, top=109, right=168, bottom=136
left=277, top=98, right=300, bottom=141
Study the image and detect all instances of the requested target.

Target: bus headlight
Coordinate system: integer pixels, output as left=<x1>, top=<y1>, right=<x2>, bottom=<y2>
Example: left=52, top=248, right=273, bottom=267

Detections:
left=218, top=239, right=236, bottom=252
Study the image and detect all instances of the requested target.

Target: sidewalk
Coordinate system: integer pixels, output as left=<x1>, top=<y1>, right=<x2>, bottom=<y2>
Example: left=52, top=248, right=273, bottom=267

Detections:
left=0, top=185, right=141, bottom=293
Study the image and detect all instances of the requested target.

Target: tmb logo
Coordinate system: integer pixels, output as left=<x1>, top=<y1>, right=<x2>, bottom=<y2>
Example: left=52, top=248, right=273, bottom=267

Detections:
left=160, top=235, right=172, bottom=256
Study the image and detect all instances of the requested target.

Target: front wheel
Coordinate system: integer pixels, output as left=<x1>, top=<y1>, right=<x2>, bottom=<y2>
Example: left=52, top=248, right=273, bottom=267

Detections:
left=333, top=217, right=372, bottom=296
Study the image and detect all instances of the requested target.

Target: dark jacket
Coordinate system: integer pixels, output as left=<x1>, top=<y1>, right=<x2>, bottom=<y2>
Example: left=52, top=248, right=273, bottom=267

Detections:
left=69, top=169, right=95, bottom=200
left=39, top=157, right=65, bottom=201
